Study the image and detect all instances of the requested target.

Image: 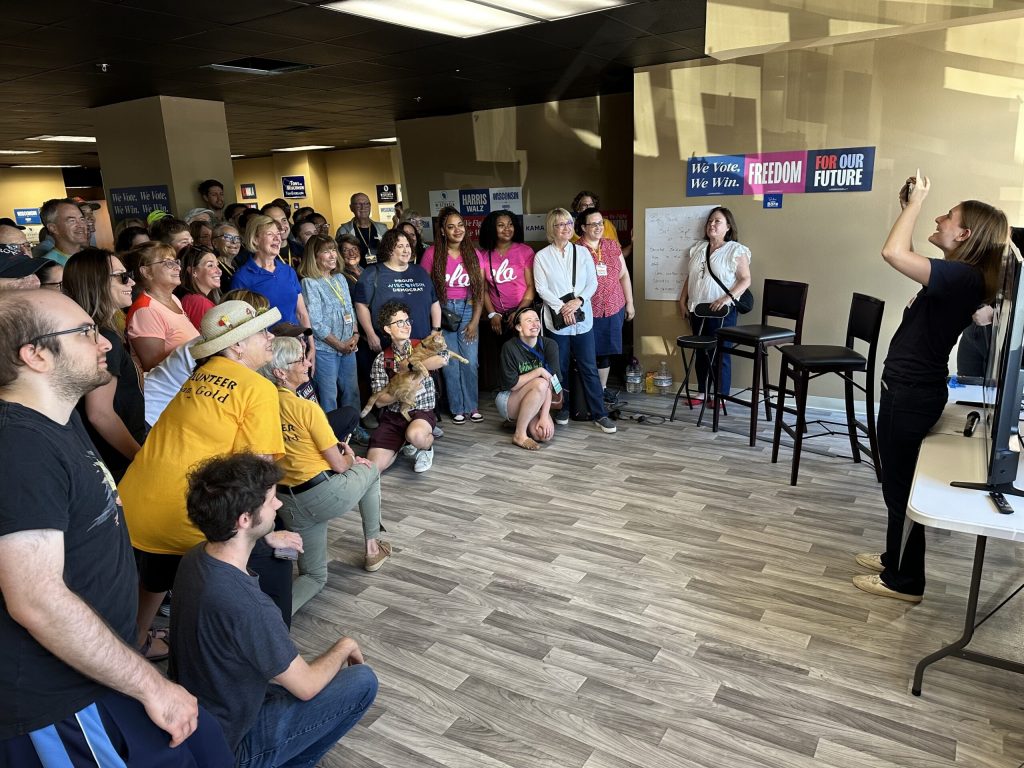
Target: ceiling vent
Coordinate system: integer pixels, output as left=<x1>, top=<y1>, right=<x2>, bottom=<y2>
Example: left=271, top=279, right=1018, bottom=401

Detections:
left=205, top=58, right=314, bottom=76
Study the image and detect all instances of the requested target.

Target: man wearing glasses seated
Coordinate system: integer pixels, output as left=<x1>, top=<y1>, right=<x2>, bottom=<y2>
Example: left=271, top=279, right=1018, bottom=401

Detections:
left=365, top=301, right=449, bottom=474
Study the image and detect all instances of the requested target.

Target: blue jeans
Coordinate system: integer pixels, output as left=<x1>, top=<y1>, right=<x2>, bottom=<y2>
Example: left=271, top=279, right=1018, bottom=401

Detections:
left=314, top=343, right=360, bottom=413
left=440, top=298, right=480, bottom=415
left=693, top=307, right=737, bottom=395
left=546, top=328, right=607, bottom=420
left=235, top=664, right=378, bottom=768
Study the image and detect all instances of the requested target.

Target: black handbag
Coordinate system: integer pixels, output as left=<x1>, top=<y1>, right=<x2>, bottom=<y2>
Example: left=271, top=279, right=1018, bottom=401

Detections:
left=704, top=247, right=754, bottom=314
left=440, top=305, right=462, bottom=332
left=550, top=244, right=586, bottom=330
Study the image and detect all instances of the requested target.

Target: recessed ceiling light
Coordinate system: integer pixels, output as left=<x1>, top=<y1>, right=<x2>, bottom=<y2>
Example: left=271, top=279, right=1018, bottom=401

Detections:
left=15, top=164, right=82, bottom=168
left=206, top=57, right=314, bottom=76
left=0, top=150, right=42, bottom=155
left=322, top=0, right=632, bottom=37
left=25, top=135, right=96, bottom=143
left=270, top=145, right=334, bottom=152
left=369, top=137, right=397, bottom=143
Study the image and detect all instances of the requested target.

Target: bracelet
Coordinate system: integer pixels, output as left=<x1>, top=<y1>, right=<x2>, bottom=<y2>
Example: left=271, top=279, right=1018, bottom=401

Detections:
left=488, top=312, right=500, bottom=320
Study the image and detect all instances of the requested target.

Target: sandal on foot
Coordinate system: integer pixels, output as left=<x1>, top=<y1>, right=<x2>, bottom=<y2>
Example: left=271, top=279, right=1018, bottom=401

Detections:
left=513, top=436, right=541, bottom=451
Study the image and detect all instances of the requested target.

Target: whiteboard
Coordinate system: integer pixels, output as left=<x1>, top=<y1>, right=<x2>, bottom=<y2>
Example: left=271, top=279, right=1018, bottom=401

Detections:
left=644, top=205, right=715, bottom=301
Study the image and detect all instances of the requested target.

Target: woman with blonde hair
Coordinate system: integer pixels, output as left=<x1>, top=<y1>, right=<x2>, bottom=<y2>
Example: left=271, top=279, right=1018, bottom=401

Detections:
left=230, top=213, right=311, bottom=328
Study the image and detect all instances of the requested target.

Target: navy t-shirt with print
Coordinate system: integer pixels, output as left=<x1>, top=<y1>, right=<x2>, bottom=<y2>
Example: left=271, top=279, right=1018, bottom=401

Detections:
left=352, top=263, right=438, bottom=340
left=883, top=258, right=984, bottom=385
left=0, top=404, right=136, bottom=738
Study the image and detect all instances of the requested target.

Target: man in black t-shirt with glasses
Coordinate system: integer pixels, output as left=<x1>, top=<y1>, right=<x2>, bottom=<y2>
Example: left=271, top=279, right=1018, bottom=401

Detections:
left=0, top=290, right=231, bottom=765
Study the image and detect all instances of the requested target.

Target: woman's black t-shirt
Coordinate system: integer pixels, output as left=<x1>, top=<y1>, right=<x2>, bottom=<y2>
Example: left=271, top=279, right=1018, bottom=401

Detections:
left=883, top=258, right=984, bottom=385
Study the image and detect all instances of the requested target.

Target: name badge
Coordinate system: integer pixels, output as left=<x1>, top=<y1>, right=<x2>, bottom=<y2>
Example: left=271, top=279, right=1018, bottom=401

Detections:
left=365, top=254, right=377, bottom=264
left=343, top=312, right=353, bottom=325
left=596, top=263, right=608, bottom=277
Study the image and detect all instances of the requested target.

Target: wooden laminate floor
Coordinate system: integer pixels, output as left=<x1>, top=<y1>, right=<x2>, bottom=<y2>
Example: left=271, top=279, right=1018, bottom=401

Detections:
left=292, top=392, right=1024, bottom=767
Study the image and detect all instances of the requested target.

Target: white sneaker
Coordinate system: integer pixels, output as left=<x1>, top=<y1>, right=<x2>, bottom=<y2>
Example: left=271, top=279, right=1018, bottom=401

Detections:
left=414, top=447, right=434, bottom=473
left=399, top=443, right=418, bottom=457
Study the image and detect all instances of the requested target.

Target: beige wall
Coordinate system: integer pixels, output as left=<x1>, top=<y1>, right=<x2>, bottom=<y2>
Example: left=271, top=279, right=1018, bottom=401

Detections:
left=322, top=146, right=401, bottom=230
left=396, top=93, right=634, bottom=235
left=633, top=25, right=1024, bottom=399
left=0, top=168, right=67, bottom=223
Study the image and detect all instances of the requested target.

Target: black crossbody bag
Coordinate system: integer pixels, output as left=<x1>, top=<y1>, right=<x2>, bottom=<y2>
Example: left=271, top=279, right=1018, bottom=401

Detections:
left=704, top=247, right=754, bottom=314
left=550, top=244, right=586, bottom=330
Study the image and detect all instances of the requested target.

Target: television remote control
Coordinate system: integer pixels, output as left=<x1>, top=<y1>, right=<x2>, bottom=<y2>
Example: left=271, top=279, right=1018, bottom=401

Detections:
left=989, top=491, right=1014, bottom=515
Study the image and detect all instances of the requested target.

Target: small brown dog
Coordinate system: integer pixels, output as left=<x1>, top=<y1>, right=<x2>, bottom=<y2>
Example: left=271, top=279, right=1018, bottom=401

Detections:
left=361, top=333, right=469, bottom=422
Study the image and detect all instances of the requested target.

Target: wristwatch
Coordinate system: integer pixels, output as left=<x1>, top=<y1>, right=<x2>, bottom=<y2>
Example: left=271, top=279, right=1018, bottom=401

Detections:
left=487, top=312, right=500, bottom=320
left=432, top=326, right=441, bottom=332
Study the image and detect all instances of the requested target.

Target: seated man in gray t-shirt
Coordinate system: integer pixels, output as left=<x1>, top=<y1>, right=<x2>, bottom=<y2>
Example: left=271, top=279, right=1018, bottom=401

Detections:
left=168, top=452, right=378, bottom=763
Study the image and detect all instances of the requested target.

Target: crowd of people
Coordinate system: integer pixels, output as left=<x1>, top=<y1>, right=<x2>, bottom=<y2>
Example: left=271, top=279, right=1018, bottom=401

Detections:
left=0, top=182, right=637, bottom=765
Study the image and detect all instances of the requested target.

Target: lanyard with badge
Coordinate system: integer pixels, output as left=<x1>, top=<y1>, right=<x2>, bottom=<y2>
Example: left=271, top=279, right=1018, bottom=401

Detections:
left=590, top=240, right=608, bottom=278
left=354, top=224, right=378, bottom=262
left=324, top=275, right=354, bottom=330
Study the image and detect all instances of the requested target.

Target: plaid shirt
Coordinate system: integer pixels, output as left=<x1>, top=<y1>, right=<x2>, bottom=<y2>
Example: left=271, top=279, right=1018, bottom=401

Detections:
left=370, top=339, right=448, bottom=413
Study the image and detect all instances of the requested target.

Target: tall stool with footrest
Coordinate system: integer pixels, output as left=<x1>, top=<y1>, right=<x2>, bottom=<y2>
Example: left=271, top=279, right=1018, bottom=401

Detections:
left=712, top=279, right=809, bottom=446
left=770, top=292, right=885, bottom=485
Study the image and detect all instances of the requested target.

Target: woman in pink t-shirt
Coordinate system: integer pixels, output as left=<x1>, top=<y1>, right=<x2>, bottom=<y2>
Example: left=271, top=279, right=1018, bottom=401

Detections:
left=123, top=241, right=201, bottom=372
left=421, top=206, right=486, bottom=424
left=176, top=245, right=223, bottom=331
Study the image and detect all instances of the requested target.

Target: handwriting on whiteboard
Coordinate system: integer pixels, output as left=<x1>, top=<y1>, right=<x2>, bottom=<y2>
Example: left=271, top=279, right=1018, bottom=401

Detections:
left=644, top=205, right=715, bottom=301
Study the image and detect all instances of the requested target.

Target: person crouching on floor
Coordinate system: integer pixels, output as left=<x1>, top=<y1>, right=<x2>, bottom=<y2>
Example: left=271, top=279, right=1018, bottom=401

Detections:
left=495, top=307, right=560, bottom=450
left=366, top=300, right=449, bottom=474
left=169, top=452, right=378, bottom=766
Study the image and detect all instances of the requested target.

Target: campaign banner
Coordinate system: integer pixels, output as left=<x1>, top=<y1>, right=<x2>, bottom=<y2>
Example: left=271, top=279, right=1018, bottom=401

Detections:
left=743, top=151, right=806, bottom=195
left=523, top=213, right=547, bottom=242
left=459, top=189, right=490, bottom=216
left=281, top=175, right=306, bottom=199
left=240, top=183, right=257, bottom=200
left=686, top=146, right=875, bottom=198
left=488, top=187, right=523, bottom=214
left=687, top=155, right=744, bottom=197
left=109, top=185, right=170, bottom=222
left=805, top=147, right=875, bottom=193
left=428, top=189, right=459, bottom=216
left=13, top=208, right=41, bottom=225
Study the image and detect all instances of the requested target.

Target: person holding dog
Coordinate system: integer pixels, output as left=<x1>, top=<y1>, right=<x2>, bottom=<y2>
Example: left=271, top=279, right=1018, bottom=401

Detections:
left=496, top=307, right=560, bottom=450
left=259, top=336, right=389, bottom=613
left=366, top=301, right=449, bottom=474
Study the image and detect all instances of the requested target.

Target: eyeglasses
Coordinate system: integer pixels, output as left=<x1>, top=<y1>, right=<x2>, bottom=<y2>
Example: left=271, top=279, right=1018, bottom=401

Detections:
left=555, top=222, right=574, bottom=229
left=287, top=357, right=308, bottom=366
left=147, top=259, right=181, bottom=270
left=585, top=221, right=604, bottom=229
left=257, top=329, right=273, bottom=339
left=110, top=271, right=133, bottom=284
left=0, top=242, right=31, bottom=257
left=353, top=203, right=371, bottom=210
left=386, top=318, right=411, bottom=328
left=24, top=323, right=99, bottom=347
left=217, top=234, right=241, bottom=243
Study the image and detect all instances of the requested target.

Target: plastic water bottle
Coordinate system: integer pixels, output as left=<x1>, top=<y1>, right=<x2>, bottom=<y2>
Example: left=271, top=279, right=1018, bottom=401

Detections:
left=625, top=358, right=643, bottom=393
left=653, top=360, right=674, bottom=396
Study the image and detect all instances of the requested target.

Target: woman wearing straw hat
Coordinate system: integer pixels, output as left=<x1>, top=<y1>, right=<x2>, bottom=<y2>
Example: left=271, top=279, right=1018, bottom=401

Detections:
left=119, top=300, right=303, bottom=660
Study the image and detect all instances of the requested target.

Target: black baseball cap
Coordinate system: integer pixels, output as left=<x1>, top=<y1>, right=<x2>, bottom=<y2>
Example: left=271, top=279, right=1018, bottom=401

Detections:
left=0, top=217, right=26, bottom=230
left=0, top=252, right=52, bottom=279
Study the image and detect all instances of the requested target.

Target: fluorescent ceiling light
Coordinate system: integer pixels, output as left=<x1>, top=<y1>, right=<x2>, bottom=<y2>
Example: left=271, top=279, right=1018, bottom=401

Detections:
left=231, top=154, right=245, bottom=158
left=271, top=145, right=334, bottom=152
left=15, top=164, right=81, bottom=168
left=370, top=137, right=397, bottom=143
left=25, top=135, right=96, bottom=143
left=0, top=149, right=41, bottom=155
left=322, top=0, right=536, bottom=37
left=499, top=0, right=631, bottom=20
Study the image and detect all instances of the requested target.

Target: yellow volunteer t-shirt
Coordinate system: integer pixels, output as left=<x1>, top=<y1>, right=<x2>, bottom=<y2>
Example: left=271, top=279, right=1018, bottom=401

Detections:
left=276, top=386, right=336, bottom=487
left=120, top=356, right=285, bottom=555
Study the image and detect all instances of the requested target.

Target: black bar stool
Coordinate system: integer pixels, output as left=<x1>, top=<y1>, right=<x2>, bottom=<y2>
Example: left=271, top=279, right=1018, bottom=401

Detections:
left=712, top=279, right=809, bottom=446
left=669, top=334, right=725, bottom=425
left=771, top=292, right=884, bottom=485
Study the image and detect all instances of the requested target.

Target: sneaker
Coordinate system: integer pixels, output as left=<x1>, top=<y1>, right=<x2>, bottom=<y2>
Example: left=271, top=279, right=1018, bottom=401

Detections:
left=351, top=425, right=371, bottom=446
left=158, top=591, right=172, bottom=618
left=432, top=425, right=444, bottom=438
left=603, top=388, right=620, bottom=405
left=594, top=416, right=617, bottom=434
left=414, top=447, right=434, bottom=473
left=854, top=552, right=884, bottom=572
left=469, top=411, right=484, bottom=423
left=399, top=443, right=418, bottom=457
left=852, top=574, right=922, bottom=603
left=451, top=414, right=467, bottom=425
left=555, top=410, right=570, bottom=426
left=364, top=540, right=392, bottom=572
